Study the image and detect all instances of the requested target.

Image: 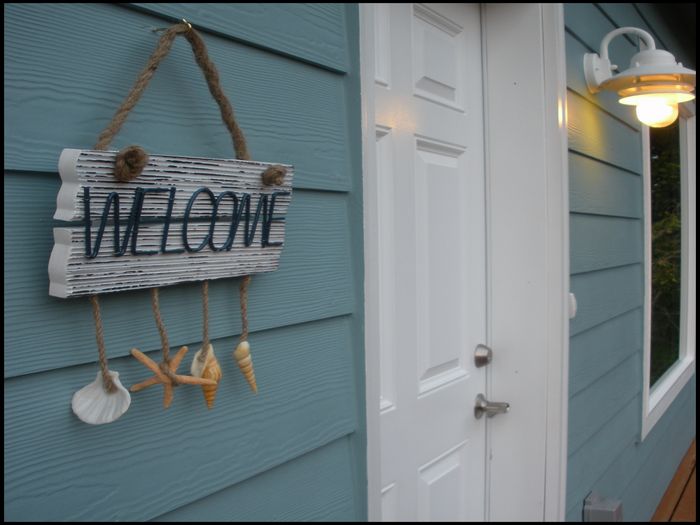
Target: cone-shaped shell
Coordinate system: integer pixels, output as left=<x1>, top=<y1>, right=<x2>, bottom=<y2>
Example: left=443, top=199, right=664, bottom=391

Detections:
left=233, top=341, right=257, bottom=393
left=71, top=370, right=131, bottom=425
left=191, top=344, right=222, bottom=409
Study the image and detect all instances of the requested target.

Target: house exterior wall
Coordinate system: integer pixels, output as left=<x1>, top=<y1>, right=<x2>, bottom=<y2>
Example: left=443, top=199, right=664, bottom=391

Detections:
left=4, top=4, right=366, bottom=521
left=564, top=3, right=695, bottom=521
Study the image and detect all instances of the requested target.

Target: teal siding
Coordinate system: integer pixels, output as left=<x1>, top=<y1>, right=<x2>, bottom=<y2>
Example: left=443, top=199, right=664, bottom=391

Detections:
left=565, top=3, right=695, bottom=521
left=4, top=3, right=366, bottom=522
left=152, top=437, right=359, bottom=522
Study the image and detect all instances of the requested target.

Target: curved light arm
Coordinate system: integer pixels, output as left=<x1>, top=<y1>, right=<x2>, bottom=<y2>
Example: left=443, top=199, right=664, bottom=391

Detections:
left=584, top=27, right=657, bottom=93
left=599, top=27, right=655, bottom=62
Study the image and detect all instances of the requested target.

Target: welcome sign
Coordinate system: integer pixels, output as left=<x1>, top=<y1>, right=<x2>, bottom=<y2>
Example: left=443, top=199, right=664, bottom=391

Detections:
left=49, top=149, right=293, bottom=298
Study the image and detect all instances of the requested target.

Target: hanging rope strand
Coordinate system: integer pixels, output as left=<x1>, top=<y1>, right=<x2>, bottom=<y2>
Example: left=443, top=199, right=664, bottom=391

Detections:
left=93, top=22, right=250, bottom=161
left=234, top=275, right=257, bottom=393
left=150, top=288, right=170, bottom=360
left=91, top=21, right=256, bottom=356
left=239, top=275, right=251, bottom=343
left=150, top=287, right=184, bottom=386
left=200, top=280, right=211, bottom=363
left=88, top=21, right=262, bottom=398
left=89, top=295, right=117, bottom=393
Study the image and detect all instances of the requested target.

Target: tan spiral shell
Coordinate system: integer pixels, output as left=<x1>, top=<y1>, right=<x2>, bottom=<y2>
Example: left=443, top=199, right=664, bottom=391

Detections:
left=233, top=341, right=257, bottom=393
left=191, top=344, right=222, bottom=409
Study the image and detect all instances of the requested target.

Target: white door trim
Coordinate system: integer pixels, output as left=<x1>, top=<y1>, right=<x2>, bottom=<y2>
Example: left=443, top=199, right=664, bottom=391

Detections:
left=360, top=3, right=569, bottom=521
left=480, top=4, right=569, bottom=520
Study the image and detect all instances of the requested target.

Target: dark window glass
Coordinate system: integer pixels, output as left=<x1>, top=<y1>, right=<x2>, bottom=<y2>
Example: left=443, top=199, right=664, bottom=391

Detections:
left=649, top=120, right=681, bottom=386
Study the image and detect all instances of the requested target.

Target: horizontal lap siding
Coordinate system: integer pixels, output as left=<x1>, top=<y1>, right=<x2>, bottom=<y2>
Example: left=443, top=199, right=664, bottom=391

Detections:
left=3, top=3, right=365, bottom=522
left=5, top=175, right=354, bottom=376
left=5, top=318, right=358, bottom=521
left=565, top=3, right=695, bottom=521
left=4, top=3, right=352, bottom=192
left=151, top=436, right=358, bottom=522
left=128, top=3, right=349, bottom=73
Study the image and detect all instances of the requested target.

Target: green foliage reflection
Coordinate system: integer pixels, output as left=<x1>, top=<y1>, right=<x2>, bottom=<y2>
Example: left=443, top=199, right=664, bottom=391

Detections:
left=649, top=120, right=681, bottom=386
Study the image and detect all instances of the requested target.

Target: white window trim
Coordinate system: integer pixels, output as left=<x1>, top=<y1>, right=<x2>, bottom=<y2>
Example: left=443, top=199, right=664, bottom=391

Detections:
left=641, top=104, right=696, bottom=440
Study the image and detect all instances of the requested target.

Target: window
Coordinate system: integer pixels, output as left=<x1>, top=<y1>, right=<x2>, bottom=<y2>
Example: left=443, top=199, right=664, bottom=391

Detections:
left=641, top=108, right=696, bottom=440
left=649, top=120, right=682, bottom=385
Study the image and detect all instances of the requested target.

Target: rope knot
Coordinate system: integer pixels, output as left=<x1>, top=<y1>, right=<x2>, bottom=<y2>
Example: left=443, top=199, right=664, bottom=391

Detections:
left=103, top=378, right=118, bottom=394
left=160, top=360, right=181, bottom=386
left=114, top=145, right=149, bottom=182
left=261, top=164, right=287, bottom=186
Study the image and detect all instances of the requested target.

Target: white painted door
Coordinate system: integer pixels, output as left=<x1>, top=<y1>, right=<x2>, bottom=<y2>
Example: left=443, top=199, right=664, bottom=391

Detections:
left=364, top=3, right=570, bottom=521
left=372, top=3, right=488, bottom=521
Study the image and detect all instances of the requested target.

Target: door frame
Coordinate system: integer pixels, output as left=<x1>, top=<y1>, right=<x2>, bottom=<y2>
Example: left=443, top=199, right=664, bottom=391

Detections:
left=360, top=3, right=570, bottom=521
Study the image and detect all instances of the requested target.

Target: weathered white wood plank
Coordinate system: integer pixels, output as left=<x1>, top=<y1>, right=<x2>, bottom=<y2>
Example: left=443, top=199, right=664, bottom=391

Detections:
left=56, top=149, right=293, bottom=220
left=49, top=149, right=293, bottom=298
left=49, top=223, right=286, bottom=297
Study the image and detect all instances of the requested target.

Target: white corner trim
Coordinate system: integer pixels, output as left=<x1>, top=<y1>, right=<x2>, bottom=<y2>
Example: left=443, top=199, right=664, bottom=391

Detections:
left=641, top=109, right=696, bottom=440
left=540, top=4, right=570, bottom=521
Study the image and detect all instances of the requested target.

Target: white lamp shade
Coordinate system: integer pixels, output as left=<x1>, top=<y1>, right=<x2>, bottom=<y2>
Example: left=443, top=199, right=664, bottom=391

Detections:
left=598, top=48, right=695, bottom=94
left=585, top=41, right=695, bottom=128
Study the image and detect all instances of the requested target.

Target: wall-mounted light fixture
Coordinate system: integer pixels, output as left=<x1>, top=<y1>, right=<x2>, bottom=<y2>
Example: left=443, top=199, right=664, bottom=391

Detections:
left=584, top=27, right=695, bottom=128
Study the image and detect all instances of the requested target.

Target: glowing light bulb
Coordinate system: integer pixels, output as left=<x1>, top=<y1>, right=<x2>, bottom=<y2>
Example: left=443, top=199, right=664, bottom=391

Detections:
left=618, top=91, right=694, bottom=127
left=634, top=99, right=679, bottom=128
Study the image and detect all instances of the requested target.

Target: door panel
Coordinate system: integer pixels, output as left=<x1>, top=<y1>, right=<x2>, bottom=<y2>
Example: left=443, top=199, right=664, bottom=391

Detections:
left=373, top=3, right=486, bottom=521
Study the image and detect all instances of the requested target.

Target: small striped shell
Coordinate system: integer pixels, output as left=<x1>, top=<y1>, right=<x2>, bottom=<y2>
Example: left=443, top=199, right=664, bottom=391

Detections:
left=191, top=344, right=222, bottom=409
left=233, top=341, right=257, bottom=393
left=71, top=370, right=131, bottom=425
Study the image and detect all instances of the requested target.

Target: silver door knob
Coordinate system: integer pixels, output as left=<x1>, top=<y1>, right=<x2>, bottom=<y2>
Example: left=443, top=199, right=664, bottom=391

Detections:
left=474, top=393, right=510, bottom=419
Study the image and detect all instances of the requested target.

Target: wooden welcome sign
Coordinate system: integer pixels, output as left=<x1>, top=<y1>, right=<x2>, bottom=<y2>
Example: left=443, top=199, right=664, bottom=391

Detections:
left=59, top=22, right=294, bottom=423
left=49, top=148, right=293, bottom=298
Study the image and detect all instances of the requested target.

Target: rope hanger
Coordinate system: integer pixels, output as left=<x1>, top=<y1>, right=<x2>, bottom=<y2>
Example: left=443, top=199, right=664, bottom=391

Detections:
left=90, top=19, right=274, bottom=400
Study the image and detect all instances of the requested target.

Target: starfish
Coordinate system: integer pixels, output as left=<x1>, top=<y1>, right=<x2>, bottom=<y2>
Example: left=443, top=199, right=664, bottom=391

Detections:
left=129, top=346, right=217, bottom=408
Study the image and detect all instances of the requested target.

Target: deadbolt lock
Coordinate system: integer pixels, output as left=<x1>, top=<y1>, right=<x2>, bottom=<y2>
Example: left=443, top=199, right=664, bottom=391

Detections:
left=474, top=344, right=493, bottom=367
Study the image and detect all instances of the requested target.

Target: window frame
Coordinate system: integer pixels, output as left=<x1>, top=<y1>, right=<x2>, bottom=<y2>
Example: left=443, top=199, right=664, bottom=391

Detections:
left=641, top=103, right=696, bottom=440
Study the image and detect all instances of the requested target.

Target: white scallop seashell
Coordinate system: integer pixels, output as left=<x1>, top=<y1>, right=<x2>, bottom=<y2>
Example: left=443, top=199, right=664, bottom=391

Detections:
left=71, top=370, right=131, bottom=425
